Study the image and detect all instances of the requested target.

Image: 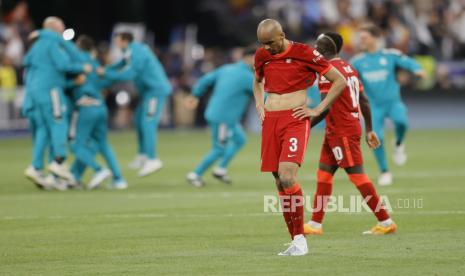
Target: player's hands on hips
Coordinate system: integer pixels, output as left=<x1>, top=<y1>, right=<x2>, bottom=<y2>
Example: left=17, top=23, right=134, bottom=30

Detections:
left=366, top=131, right=380, bottom=149
left=184, top=95, right=199, bottom=109
left=256, top=104, right=265, bottom=123
left=292, top=105, right=320, bottom=120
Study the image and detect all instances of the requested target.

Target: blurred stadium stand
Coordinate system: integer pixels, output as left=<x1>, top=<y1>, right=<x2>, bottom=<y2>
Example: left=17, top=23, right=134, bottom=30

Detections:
left=0, top=0, right=464, bottom=137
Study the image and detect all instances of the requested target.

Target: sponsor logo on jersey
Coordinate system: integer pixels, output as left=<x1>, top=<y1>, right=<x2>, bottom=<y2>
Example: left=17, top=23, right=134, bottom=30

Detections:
left=363, top=70, right=389, bottom=82
left=380, top=57, right=387, bottom=66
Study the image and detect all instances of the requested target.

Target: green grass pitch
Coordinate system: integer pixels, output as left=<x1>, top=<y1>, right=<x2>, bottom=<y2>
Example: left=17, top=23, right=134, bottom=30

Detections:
left=1, top=129, right=464, bottom=275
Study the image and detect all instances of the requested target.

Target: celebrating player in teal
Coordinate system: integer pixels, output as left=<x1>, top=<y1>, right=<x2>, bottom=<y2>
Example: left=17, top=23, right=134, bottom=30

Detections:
left=68, top=35, right=128, bottom=190
left=350, top=24, right=425, bottom=186
left=185, top=49, right=255, bottom=187
left=110, top=32, right=172, bottom=177
left=23, top=17, right=92, bottom=186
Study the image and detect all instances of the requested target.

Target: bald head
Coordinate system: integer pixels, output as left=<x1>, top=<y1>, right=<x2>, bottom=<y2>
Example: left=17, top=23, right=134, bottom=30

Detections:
left=257, top=19, right=286, bottom=55
left=43, top=16, right=65, bottom=34
left=257, top=19, right=283, bottom=38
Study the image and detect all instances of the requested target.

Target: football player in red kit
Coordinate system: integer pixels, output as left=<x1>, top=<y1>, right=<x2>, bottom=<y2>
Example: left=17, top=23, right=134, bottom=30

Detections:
left=253, top=19, right=346, bottom=256
left=298, top=32, right=397, bottom=235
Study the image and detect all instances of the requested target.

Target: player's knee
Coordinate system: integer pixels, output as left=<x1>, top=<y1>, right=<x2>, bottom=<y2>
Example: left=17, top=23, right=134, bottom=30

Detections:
left=212, top=144, right=226, bottom=156
left=395, top=120, right=408, bottom=130
left=235, top=135, right=246, bottom=147
left=279, top=172, right=295, bottom=188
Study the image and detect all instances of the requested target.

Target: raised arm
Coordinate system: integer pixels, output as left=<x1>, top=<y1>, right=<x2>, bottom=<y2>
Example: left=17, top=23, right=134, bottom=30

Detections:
left=49, top=44, right=90, bottom=74
left=192, top=69, right=220, bottom=98
left=391, top=50, right=426, bottom=78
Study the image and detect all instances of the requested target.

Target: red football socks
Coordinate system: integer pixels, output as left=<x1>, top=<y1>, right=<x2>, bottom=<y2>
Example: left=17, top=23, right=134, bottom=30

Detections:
left=283, top=183, right=304, bottom=237
left=278, top=191, right=293, bottom=238
left=311, top=169, right=334, bottom=224
left=349, top=173, right=390, bottom=221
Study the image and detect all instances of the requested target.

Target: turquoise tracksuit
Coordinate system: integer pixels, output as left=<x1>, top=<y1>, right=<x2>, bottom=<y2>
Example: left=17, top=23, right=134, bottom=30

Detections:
left=69, top=50, right=124, bottom=183
left=108, top=42, right=172, bottom=159
left=24, top=29, right=85, bottom=159
left=22, top=65, right=51, bottom=170
left=191, top=61, right=254, bottom=175
left=351, top=48, right=422, bottom=172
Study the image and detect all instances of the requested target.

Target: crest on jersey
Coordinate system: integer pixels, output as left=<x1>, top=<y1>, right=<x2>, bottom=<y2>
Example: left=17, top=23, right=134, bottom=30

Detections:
left=286, top=58, right=292, bottom=63
left=379, top=57, right=387, bottom=66
left=320, top=75, right=330, bottom=83
left=313, top=49, right=321, bottom=56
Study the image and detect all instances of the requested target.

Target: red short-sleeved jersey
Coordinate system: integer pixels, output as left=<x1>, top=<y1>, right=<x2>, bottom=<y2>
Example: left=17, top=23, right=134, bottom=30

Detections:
left=318, top=58, right=364, bottom=137
left=254, top=42, right=332, bottom=94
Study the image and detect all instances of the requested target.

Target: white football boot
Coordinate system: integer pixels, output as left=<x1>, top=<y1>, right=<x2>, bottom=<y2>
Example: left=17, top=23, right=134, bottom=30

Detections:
left=186, top=172, right=204, bottom=188
left=24, top=166, right=51, bottom=190
left=48, top=161, right=75, bottom=182
left=88, top=168, right=111, bottom=190
left=393, top=143, right=407, bottom=166
left=128, top=154, right=147, bottom=170
left=278, top=234, right=308, bottom=256
left=378, top=172, right=393, bottom=186
left=111, top=179, right=128, bottom=190
left=212, top=167, right=232, bottom=184
left=138, top=159, right=163, bottom=177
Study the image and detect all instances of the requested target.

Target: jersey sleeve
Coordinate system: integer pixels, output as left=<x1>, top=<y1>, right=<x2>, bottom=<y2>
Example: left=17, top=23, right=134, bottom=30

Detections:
left=301, top=46, right=332, bottom=75
left=318, top=75, right=332, bottom=93
left=389, top=49, right=422, bottom=73
left=192, top=68, right=220, bottom=97
left=254, top=48, right=265, bottom=80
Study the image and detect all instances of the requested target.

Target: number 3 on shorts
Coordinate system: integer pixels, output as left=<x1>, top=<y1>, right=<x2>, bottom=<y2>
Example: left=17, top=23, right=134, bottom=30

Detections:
left=332, top=146, right=343, bottom=161
left=289, top=137, right=298, bottom=152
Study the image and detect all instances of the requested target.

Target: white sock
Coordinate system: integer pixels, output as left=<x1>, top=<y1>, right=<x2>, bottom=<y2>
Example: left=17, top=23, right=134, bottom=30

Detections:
left=293, top=234, right=304, bottom=241
left=309, top=221, right=322, bottom=229
left=380, top=218, right=393, bottom=227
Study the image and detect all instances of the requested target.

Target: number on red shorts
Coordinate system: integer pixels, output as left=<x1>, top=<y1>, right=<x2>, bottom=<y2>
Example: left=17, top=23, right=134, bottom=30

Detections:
left=289, top=137, right=298, bottom=152
left=332, top=146, right=343, bottom=161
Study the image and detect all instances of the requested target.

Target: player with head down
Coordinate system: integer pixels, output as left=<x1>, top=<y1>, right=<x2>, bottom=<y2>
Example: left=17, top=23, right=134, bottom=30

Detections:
left=303, top=32, right=397, bottom=236
left=254, top=19, right=347, bottom=256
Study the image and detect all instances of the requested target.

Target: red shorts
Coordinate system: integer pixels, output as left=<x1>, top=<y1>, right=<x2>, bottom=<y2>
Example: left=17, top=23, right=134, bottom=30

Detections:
left=261, top=110, right=310, bottom=172
left=319, top=135, right=363, bottom=168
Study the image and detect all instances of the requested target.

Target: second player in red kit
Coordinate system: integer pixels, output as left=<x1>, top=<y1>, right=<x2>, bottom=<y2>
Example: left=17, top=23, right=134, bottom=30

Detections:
left=253, top=19, right=346, bottom=256
left=301, top=32, right=397, bottom=236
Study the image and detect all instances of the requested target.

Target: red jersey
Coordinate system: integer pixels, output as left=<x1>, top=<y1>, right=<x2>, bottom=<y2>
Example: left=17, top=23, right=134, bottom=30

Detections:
left=318, top=58, right=363, bottom=137
left=254, top=42, right=332, bottom=94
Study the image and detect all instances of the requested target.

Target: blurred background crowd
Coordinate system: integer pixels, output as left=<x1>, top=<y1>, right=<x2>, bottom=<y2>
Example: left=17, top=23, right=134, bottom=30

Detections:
left=0, top=0, right=464, bottom=132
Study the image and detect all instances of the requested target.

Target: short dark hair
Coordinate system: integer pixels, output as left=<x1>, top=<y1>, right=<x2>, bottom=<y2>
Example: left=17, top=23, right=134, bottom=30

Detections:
left=76, top=35, right=95, bottom=52
left=116, top=32, right=134, bottom=42
left=316, top=32, right=343, bottom=56
left=359, top=23, right=382, bottom=38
